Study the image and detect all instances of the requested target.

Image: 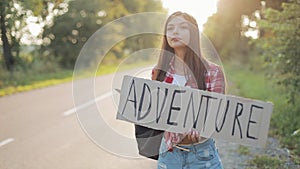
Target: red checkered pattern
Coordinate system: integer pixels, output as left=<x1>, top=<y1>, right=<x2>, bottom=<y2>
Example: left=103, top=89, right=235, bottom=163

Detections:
left=151, top=58, right=226, bottom=151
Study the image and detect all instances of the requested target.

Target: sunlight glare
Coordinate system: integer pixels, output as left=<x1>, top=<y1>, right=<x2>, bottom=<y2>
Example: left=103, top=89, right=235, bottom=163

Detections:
left=161, top=0, right=219, bottom=31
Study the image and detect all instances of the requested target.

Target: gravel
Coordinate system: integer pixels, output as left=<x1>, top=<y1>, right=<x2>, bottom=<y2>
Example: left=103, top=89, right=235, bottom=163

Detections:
left=216, top=137, right=300, bottom=169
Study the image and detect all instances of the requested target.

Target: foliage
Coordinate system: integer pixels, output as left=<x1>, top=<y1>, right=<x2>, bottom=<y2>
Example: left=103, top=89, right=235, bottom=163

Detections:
left=224, top=61, right=300, bottom=165
left=253, top=1, right=300, bottom=104
left=42, top=0, right=165, bottom=68
left=237, top=145, right=250, bottom=155
left=0, top=50, right=70, bottom=96
left=0, top=55, right=155, bottom=96
left=263, top=0, right=289, bottom=10
left=203, top=0, right=261, bottom=61
left=42, top=0, right=107, bottom=68
left=202, top=0, right=291, bottom=63
left=1, top=0, right=166, bottom=95
left=0, top=0, right=64, bottom=71
left=247, top=155, right=284, bottom=169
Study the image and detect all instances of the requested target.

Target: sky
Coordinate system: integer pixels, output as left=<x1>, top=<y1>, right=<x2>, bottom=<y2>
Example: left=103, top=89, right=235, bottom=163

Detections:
left=160, top=0, right=219, bottom=31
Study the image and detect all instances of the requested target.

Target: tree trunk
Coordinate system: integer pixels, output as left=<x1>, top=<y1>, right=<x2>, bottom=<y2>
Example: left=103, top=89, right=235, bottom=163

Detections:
left=0, top=0, right=14, bottom=71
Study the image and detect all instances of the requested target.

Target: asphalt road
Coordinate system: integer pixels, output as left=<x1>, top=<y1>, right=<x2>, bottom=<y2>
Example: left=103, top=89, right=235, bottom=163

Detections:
left=0, top=67, right=157, bottom=169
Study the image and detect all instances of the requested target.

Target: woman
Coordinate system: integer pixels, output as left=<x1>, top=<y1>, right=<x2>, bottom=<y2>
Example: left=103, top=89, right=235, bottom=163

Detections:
left=152, top=11, right=225, bottom=169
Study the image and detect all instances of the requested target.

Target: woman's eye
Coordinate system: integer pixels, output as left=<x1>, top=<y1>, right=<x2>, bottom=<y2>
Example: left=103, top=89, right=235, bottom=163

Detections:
left=167, top=27, right=174, bottom=31
left=181, top=25, right=188, bottom=29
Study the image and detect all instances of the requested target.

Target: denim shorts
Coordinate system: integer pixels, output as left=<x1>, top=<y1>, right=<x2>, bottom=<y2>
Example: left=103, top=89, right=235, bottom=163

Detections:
left=157, top=138, right=223, bottom=169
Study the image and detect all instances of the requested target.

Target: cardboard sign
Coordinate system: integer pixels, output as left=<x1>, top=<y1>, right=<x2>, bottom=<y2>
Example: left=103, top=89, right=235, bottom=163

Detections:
left=116, top=75, right=273, bottom=147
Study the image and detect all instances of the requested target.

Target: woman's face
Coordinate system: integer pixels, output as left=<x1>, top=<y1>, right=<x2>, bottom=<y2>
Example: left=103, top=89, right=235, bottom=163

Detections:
left=166, top=16, right=190, bottom=49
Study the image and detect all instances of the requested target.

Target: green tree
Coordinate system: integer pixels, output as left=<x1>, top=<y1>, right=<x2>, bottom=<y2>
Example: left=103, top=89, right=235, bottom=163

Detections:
left=202, top=0, right=290, bottom=62
left=43, top=0, right=165, bottom=68
left=264, top=0, right=289, bottom=10
left=0, top=0, right=63, bottom=71
left=122, top=0, right=166, bottom=58
left=42, top=0, right=112, bottom=68
left=203, top=0, right=261, bottom=61
left=254, top=1, right=300, bottom=103
left=0, top=0, right=14, bottom=71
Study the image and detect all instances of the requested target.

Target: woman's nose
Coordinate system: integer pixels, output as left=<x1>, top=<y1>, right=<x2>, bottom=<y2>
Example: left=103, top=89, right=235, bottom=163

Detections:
left=173, top=26, right=179, bottom=35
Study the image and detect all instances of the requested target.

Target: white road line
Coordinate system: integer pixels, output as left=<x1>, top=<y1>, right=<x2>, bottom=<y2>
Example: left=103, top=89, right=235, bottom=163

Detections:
left=0, top=138, right=14, bottom=147
left=63, top=91, right=112, bottom=116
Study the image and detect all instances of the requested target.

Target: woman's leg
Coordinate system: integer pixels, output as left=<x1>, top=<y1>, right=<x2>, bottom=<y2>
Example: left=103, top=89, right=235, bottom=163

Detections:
left=158, top=149, right=186, bottom=169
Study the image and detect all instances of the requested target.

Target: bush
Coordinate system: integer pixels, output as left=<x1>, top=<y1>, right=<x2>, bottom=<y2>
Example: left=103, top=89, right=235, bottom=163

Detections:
left=248, top=155, right=284, bottom=169
left=224, top=61, right=300, bottom=165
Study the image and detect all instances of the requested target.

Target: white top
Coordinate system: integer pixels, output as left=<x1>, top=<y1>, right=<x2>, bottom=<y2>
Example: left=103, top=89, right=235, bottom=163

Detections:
left=172, top=74, right=187, bottom=86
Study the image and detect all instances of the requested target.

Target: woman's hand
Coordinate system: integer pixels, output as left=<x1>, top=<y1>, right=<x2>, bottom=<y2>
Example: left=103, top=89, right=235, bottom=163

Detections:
left=186, top=129, right=200, bottom=142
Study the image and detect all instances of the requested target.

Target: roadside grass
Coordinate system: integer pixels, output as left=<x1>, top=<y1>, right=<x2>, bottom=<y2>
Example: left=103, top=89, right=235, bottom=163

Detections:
left=246, top=155, right=284, bottom=169
left=0, top=70, right=73, bottom=96
left=96, top=59, right=156, bottom=76
left=237, top=145, right=251, bottom=156
left=223, top=61, right=300, bottom=167
left=0, top=59, right=156, bottom=97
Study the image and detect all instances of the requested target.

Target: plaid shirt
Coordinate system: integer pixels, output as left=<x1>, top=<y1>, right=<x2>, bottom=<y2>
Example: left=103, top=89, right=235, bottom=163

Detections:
left=151, top=58, right=226, bottom=151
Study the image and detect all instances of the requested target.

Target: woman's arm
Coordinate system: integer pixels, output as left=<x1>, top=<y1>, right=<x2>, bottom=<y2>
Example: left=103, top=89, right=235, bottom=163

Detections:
left=207, top=64, right=226, bottom=94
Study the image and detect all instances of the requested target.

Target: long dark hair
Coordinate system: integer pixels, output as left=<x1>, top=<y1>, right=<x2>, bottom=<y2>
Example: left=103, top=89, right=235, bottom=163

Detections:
left=153, top=11, right=207, bottom=90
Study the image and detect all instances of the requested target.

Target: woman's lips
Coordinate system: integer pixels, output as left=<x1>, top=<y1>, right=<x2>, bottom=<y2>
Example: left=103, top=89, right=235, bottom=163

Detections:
left=171, top=37, right=181, bottom=42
